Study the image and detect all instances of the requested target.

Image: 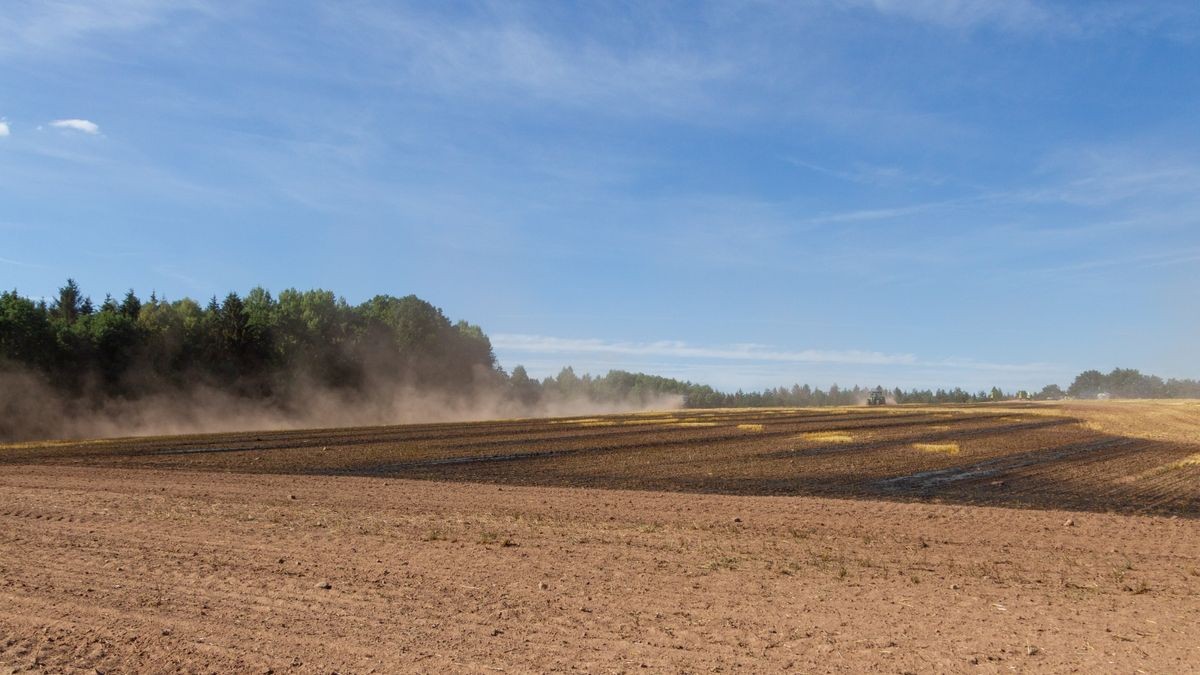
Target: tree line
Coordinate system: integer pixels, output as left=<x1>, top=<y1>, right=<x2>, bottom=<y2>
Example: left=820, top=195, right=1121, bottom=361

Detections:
left=1, top=280, right=499, bottom=399
left=2, top=281, right=1197, bottom=431
left=1060, top=368, right=1200, bottom=400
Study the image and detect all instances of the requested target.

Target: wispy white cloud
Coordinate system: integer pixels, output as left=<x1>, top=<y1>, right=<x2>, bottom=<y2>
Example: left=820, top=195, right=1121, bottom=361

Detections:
left=49, top=118, right=100, bottom=135
left=0, top=255, right=47, bottom=268
left=1038, top=248, right=1200, bottom=275
left=0, top=120, right=9, bottom=137
left=494, top=333, right=916, bottom=366
left=802, top=200, right=953, bottom=225
left=1027, top=144, right=1200, bottom=208
left=786, top=157, right=947, bottom=188
left=845, top=0, right=1052, bottom=32
left=929, top=356, right=1058, bottom=374
left=0, top=0, right=220, bottom=55
left=838, top=0, right=1200, bottom=39
left=492, top=334, right=1061, bottom=392
left=326, top=5, right=735, bottom=118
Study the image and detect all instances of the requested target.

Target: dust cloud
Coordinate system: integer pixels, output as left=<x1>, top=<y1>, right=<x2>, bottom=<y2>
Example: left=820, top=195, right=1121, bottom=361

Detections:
left=0, top=366, right=683, bottom=443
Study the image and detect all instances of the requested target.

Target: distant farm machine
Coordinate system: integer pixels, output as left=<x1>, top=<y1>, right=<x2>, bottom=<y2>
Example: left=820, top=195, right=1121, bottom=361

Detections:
left=867, top=386, right=887, bottom=406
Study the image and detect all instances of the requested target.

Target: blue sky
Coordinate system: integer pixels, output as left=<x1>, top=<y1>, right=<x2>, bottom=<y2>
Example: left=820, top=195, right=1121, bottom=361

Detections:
left=2, top=1, right=1198, bottom=392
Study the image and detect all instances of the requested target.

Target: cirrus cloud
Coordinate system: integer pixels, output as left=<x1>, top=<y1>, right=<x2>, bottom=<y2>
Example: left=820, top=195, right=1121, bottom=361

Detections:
left=492, top=333, right=918, bottom=366
left=492, top=333, right=1058, bottom=375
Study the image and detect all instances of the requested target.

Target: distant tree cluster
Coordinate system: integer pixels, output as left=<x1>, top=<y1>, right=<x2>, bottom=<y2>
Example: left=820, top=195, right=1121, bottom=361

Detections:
left=683, top=384, right=1005, bottom=407
left=892, top=387, right=997, bottom=404
left=502, top=372, right=1007, bottom=409
left=1064, top=368, right=1200, bottom=400
left=0, top=280, right=500, bottom=399
left=691, top=371, right=1200, bottom=408
left=507, top=366, right=716, bottom=409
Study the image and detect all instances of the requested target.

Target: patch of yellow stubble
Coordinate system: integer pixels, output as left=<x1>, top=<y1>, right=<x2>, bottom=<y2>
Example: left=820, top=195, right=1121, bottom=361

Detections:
left=1064, top=400, right=1200, bottom=445
left=801, top=432, right=853, bottom=443
left=913, top=442, right=960, bottom=455
left=1168, top=453, right=1200, bottom=469
left=0, top=438, right=111, bottom=451
left=1123, top=452, right=1200, bottom=483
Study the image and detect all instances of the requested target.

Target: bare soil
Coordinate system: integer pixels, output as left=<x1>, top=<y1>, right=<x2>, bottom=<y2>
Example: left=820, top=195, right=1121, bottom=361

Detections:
left=2, top=402, right=1198, bottom=672
left=2, top=465, right=1198, bottom=673
left=5, top=403, right=1199, bottom=515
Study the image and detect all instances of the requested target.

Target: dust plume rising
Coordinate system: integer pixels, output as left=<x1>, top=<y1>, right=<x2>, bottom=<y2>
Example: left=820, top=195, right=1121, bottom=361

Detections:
left=0, top=364, right=682, bottom=443
left=0, top=362, right=681, bottom=441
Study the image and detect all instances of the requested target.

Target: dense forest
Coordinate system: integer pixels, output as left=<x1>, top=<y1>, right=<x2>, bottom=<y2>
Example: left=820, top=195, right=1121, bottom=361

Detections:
left=2, top=281, right=1198, bottom=440
left=0, top=280, right=704, bottom=440
left=1, top=280, right=499, bottom=400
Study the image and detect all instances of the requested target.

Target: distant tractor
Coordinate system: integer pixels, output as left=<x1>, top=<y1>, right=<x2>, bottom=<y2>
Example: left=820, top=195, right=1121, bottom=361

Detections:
left=867, top=386, right=887, bottom=406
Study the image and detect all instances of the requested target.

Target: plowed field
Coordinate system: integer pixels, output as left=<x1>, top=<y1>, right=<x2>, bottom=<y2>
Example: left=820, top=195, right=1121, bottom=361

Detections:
left=6, top=402, right=1199, bottom=515
left=2, top=401, right=1199, bottom=672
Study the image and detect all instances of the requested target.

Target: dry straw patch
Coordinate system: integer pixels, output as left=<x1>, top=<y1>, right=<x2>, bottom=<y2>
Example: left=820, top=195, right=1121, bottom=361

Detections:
left=0, top=438, right=110, bottom=451
left=737, top=424, right=765, bottom=432
left=802, top=432, right=854, bottom=444
left=1069, top=400, right=1200, bottom=444
left=1168, top=453, right=1200, bottom=470
left=622, top=418, right=679, bottom=426
left=913, top=442, right=960, bottom=455
left=1126, top=452, right=1200, bottom=482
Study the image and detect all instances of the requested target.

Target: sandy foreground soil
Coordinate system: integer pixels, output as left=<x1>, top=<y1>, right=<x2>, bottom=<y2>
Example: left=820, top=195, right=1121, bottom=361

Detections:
left=1, top=464, right=1197, bottom=673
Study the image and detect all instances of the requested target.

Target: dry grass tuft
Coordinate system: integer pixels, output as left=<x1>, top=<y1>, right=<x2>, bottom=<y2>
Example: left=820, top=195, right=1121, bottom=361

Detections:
left=737, top=424, right=765, bottom=432
left=913, top=442, right=960, bottom=455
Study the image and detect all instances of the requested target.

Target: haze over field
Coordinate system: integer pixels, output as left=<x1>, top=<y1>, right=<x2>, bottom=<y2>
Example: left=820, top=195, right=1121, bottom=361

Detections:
left=4, top=278, right=1195, bottom=441
left=2, top=1, right=1197, bottom=396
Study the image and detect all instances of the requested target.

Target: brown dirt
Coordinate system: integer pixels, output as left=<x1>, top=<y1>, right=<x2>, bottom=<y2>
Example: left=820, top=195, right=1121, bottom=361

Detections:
left=3, top=402, right=1199, bottom=672
left=5, top=403, right=1199, bottom=515
left=2, top=465, right=1199, bottom=673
